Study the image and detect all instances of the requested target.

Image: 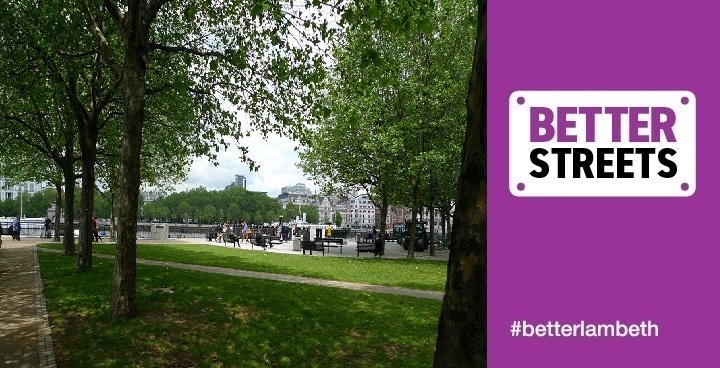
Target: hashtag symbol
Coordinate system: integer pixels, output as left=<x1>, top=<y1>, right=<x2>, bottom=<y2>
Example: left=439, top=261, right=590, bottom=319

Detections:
left=511, top=321, right=521, bottom=336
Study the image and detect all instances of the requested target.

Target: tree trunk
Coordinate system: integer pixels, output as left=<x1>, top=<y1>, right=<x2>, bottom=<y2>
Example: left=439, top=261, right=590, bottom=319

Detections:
left=433, top=0, right=486, bottom=367
left=62, top=163, right=76, bottom=256
left=110, top=9, right=148, bottom=319
left=54, top=183, right=62, bottom=242
left=407, top=201, right=418, bottom=259
left=379, top=194, right=388, bottom=256
left=440, top=201, right=448, bottom=243
left=429, top=202, right=435, bottom=256
left=110, top=190, right=117, bottom=241
left=429, top=182, right=437, bottom=256
left=76, top=125, right=98, bottom=272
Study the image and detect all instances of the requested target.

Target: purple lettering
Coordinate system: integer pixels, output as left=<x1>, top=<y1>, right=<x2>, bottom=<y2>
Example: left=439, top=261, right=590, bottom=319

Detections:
left=578, top=107, right=602, bottom=142
left=605, top=107, right=628, bottom=143
left=557, top=107, right=577, bottom=142
left=530, top=107, right=555, bottom=142
left=651, top=107, right=677, bottom=142
left=629, top=107, right=650, bottom=142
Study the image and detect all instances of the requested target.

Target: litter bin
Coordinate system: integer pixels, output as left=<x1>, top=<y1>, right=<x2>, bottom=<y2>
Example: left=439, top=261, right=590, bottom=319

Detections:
left=293, top=238, right=301, bottom=251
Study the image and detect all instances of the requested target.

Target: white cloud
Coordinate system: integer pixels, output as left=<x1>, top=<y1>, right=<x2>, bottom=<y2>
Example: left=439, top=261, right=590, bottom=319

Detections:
left=174, top=133, right=316, bottom=198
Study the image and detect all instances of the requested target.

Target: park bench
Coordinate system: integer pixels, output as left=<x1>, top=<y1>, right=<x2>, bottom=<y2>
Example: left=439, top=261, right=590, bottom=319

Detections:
left=251, top=235, right=271, bottom=250
left=1, top=226, right=17, bottom=246
left=0, top=227, right=10, bottom=247
left=314, top=237, right=345, bottom=253
left=223, top=232, right=240, bottom=248
left=301, top=240, right=324, bottom=256
left=356, top=240, right=384, bottom=258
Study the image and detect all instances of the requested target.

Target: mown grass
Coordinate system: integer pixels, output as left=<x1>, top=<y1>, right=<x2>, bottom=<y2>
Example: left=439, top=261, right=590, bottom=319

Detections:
left=38, top=242, right=448, bottom=291
left=39, top=251, right=441, bottom=367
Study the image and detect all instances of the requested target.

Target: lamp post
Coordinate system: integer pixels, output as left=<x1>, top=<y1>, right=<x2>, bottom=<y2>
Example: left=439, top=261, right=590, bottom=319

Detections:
left=19, top=183, right=24, bottom=218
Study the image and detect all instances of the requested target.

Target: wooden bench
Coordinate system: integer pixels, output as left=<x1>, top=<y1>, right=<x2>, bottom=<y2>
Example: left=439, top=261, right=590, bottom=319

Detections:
left=314, top=237, right=345, bottom=253
left=301, top=240, right=324, bottom=256
left=356, top=240, right=383, bottom=258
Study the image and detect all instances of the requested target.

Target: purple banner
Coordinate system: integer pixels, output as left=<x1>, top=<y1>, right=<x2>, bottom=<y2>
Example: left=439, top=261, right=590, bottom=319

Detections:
left=489, top=1, right=719, bottom=367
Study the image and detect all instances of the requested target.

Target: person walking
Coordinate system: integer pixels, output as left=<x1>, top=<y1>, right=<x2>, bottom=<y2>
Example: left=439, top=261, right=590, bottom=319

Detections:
left=13, top=214, right=21, bottom=241
left=217, top=223, right=226, bottom=243
left=44, top=216, right=52, bottom=238
left=92, top=216, right=100, bottom=242
left=242, top=221, right=249, bottom=243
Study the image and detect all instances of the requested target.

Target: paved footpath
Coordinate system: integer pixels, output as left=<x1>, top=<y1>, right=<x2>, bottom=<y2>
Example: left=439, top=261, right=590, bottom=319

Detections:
left=92, top=252, right=445, bottom=300
left=1, top=237, right=445, bottom=367
left=0, top=239, right=56, bottom=368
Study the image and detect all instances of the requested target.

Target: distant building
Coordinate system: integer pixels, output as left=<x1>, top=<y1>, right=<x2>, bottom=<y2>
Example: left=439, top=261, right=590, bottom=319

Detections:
left=141, top=189, right=167, bottom=205
left=274, top=184, right=386, bottom=228
left=381, top=206, right=411, bottom=226
left=277, top=183, right=314, bottom=207
left=281, top=183, right=313, bottom=196
left=345, top=194, right=375, bottom=229
left=317, top=195, right=343, bottom=223
left=226, top=175, right=247, bottom=189
left=0, top=178, right=49, bottom=201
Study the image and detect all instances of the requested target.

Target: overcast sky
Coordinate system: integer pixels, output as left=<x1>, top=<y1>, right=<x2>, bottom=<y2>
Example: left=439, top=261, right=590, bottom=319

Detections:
left=172, top=132, right=317, bottom=198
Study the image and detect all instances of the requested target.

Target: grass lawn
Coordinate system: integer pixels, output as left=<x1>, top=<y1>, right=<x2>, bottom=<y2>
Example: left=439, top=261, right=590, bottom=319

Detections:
left=39, top=251, right=441, bottom=367
left=38, top=242, right=448, bottom=291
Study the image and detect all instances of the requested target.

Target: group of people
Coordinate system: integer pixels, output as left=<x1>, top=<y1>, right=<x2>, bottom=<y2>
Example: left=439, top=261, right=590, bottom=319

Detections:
left=2, top=215, right=52, bottom=242
left=0, top=215, right=102, bottom=242
left=208, top=221, right=251, bottom=243
left=364, top=226, right=379, bottom=242
left=206, top=220, right=303, bottom=244
left=2, top=215, right=51, bottom=241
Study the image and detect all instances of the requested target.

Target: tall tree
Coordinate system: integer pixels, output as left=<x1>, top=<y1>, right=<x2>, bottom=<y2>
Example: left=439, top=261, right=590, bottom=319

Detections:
left=68, top=9, right=122, bottom=272
left=433, top=0, right=486, bottom=366
left=300, top=0, right=471, bottom=258
left=0, top=2, right=83, bottom=255
left=79, top=0, right=335, bottom=318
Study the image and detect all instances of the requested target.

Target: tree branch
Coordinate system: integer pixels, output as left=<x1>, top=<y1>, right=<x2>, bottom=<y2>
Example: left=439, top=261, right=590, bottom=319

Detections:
left=2, top=115, right=54, bottom=155
left=67, top=74, right=91, bottom=128
left=149, top=42, right=224, bottom=58
left=102, top=0, right=125, bottom=31
left=145, top=82, right=173, bottom=96
left=148, top=0, right=174, bottom=23
left=56, top=49, right=97, bottom=58
left=80, top=0, right=123, bottom=79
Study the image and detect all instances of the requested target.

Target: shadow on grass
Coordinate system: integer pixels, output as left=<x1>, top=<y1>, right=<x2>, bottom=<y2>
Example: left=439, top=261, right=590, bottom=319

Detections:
left=39, top=252, right=440, bottom=367
left=38, top=242, right=448, bottom=291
